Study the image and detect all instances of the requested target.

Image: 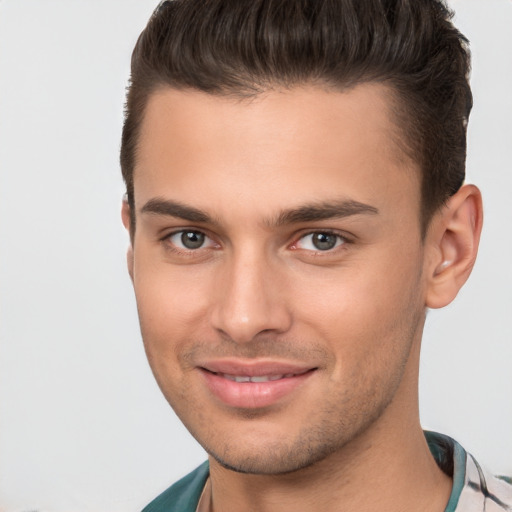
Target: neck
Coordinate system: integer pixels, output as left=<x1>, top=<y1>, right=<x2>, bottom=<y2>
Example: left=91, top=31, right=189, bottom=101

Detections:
left=207, top=342, right=452, bottom=512
left=208, top=425, right=451, bottom=512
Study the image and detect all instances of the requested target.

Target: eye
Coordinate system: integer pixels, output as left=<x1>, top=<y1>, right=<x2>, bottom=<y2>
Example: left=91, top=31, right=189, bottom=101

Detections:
left=167, top=230, right=216, bottom=250
left=294, top=232, right=345, bottom=251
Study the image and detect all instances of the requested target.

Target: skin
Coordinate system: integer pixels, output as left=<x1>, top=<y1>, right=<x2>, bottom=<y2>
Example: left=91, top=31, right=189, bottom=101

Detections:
left=122, top=84, right=482, bottom=512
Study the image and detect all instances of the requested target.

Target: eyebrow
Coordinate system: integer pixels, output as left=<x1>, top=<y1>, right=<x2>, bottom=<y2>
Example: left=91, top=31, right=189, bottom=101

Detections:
left=140, top=197, right=379, bottom=226
left=270, top=200, right=379, bottom=227
left=141, top=198, right=213, bottom=223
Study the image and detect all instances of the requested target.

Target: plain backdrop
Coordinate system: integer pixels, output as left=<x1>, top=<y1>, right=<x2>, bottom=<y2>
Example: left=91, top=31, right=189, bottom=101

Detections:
left=0, top=1, right=511, bottom=511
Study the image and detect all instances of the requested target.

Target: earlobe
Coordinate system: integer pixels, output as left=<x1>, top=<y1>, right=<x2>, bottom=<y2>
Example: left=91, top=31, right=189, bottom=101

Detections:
left=126, top=245, right=134, bottom=282
left=121, top=198, right=135, bottom=282
left=425, top=184, right=483, bottom=309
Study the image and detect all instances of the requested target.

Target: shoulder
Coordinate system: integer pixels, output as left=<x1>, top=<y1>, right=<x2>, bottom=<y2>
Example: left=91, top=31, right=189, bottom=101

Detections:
left=141, top=461, right=210, bottom=512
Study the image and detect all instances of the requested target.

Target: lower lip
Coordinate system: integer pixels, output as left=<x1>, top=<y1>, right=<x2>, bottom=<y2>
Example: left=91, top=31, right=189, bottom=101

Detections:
left=200, top=369, right=315, bottom=409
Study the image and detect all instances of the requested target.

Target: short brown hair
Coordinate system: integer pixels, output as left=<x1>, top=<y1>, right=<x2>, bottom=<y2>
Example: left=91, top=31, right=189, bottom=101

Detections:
left=120, top=0, right=472, bottom=233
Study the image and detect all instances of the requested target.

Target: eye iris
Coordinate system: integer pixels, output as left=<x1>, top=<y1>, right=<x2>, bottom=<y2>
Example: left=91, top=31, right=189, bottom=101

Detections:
left=312, top=233, right=337, bottom=250
left=181, top=231, right=205, bottom=249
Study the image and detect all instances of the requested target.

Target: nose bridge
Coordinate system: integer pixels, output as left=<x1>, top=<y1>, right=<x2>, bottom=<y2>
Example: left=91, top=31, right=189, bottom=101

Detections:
left=211, top=245, right=291, bottom=343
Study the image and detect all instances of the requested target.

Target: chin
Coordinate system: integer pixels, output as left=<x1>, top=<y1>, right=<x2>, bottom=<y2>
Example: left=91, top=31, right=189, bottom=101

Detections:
left=203, top=429, right=348, bottom=476
left=210, top=450, right=328, bottom=475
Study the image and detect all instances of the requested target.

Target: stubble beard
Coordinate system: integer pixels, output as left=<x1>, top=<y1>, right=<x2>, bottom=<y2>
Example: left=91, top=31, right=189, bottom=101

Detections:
left=177, top=336, right=415, bottom=476
left=143, top=292, right=424, bottom=477
left=203, top=379, right=404, bottom=475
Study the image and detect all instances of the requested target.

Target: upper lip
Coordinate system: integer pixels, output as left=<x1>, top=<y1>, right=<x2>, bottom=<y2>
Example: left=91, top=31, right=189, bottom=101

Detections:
left=199, top=358, right=316, bottom=377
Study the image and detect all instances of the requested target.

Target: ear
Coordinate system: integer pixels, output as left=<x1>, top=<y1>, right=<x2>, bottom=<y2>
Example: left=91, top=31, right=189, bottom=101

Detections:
left=425, top=184, right=483, bottom=309
left=121, top=198, right=134, bottom=282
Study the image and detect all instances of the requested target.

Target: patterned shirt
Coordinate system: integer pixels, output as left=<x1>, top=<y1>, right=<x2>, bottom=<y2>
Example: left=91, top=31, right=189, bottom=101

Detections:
left=142, top=431, right=512, bottom=512
left=425, top=432, right=512, bottom=512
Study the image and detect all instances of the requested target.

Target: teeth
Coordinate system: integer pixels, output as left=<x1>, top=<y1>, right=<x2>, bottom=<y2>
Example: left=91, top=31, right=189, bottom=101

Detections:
left=222, top=373, right=286, bottom=383
left=251, top=375, right=284, bottom=382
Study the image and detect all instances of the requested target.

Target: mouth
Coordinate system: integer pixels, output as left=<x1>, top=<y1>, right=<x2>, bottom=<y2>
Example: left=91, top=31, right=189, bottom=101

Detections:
left=207, top=368, right=311, bottom=383
left=198, top=360, right=317, bottom=409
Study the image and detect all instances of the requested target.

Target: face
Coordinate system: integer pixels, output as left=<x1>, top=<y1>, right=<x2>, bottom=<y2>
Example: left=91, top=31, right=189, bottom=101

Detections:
left=126, top=84, right=430, bottom=475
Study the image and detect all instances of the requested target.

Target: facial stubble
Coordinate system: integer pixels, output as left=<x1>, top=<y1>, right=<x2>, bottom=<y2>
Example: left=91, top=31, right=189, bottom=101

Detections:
left=151, top=310, right=422, bottom=477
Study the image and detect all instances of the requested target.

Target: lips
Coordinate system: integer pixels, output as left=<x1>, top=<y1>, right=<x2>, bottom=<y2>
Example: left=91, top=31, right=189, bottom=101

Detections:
left=198, top=359, right=316, bottom=409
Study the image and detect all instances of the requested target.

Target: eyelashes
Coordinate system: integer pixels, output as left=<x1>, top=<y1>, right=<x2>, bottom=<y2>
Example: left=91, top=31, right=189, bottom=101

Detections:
left=291, top=231, right=347, bottom=252
left=161, top=229, right=351, bottom=258
left=167, top=230, right=217, bottom=250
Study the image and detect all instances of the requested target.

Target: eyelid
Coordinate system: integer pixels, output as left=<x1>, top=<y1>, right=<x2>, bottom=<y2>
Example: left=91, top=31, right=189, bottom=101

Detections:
left=159, top=227, right=352, bottom=254
left=161, top=228, right=219, bottom=252
left=289, top=229, right=351, bottom=252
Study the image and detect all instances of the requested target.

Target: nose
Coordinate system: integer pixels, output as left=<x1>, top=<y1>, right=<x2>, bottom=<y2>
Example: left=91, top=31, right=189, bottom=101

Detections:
left=210, top=251, right=293, bottom=343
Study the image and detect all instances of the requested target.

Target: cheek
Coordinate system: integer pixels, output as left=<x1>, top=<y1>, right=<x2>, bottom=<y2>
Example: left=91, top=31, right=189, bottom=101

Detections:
left=133, top=263, right=213, bottom=364
left=134, top=274, right=208, bottom=407
left=294, top=248, right=425, bottom=359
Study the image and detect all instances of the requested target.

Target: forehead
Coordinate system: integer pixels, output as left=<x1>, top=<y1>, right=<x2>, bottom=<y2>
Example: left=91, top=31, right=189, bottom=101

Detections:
left=134, top=84, right=420, bottom=224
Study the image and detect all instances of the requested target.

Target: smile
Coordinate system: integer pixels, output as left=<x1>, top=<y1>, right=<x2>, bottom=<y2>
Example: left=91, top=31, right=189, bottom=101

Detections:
left=222, top=374, right=291, bottom=382
left=215, top=370, right=310, bottom=383
left=199, top=361, right=316, bottom=409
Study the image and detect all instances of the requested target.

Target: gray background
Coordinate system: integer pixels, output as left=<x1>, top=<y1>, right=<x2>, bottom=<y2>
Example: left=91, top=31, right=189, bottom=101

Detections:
left=0, top=1, right=511, bottom=510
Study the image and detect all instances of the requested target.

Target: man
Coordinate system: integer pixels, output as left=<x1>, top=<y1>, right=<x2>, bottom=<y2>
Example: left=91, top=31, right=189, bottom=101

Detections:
left=120, top=0, right=512, bottom=511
